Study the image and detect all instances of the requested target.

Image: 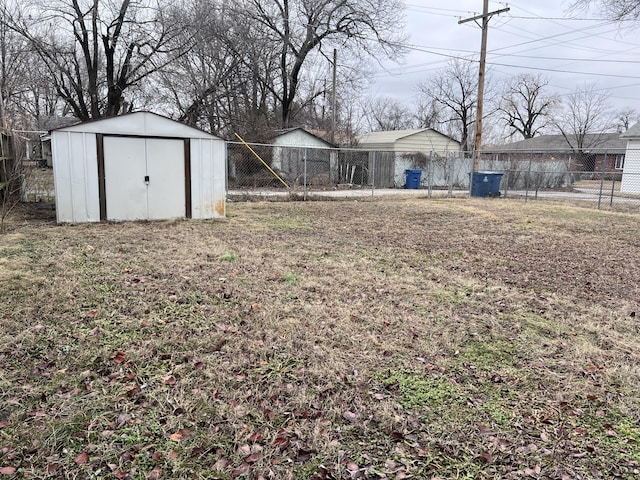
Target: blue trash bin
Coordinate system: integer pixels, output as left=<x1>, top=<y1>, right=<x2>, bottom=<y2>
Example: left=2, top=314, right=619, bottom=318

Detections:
left=470, top=171, right=503, bottom=197
left=405, top=169, right=422, bottom=189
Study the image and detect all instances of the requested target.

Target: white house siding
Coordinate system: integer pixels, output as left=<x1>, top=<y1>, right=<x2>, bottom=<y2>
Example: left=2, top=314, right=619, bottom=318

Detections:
left=621, top=139, right=640, bottom=194
left=272, top=130, right=328, bottom=171
left=272, top=129, right=337, bottom=184
left=358, top=129, right=462, bottom=187
left=393, top=133, right=459, bottom=186
left=273, top=129, right=328, bottom=148
left=52, top=131, right=100, bottom=223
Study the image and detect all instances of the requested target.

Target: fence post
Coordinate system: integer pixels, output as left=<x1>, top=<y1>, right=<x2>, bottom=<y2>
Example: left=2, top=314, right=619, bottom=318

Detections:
left=303, top=148, right=308, bottom=201
left=610, top=170, right=617, bottom=207
left=225, top=143, right=230, bottom=196
left=447, top=155, right=453, bottom=198
left=504, top=153, right=511, bottom=198
left=597, top=150, right=607, bottom=209
left=371, top=151, right=375, bottom=197
left=525, top=155, right=532, bottom=203
left=428, top=152, right=433, bottom=198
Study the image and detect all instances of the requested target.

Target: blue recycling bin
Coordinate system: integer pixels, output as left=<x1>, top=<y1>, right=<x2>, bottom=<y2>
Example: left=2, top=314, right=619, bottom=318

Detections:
left=470, top=171, right=503, bottom=197
left=405, top=169, right=422, bottom=189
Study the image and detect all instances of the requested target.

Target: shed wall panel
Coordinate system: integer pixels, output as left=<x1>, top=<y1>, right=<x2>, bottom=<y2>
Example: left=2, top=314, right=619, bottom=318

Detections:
left=52, top=131, right=99, bottom=223
left=190, top=138, right=226, bottom=219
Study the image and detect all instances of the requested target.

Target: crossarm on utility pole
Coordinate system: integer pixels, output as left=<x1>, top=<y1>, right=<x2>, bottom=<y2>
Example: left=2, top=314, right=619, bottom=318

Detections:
left=459, top=3, right=510, bottom=172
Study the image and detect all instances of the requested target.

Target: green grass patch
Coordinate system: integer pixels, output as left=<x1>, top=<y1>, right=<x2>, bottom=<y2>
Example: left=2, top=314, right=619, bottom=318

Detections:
left=374, top=369, right=462, bottom=410
left=458, top=339, right=517, bottom=368
left=218, top=251, right=238, bottom=261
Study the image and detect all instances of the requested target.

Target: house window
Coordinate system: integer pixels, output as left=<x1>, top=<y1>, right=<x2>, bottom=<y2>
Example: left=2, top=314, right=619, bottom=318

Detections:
left=615, top=154, right=625, bottom=169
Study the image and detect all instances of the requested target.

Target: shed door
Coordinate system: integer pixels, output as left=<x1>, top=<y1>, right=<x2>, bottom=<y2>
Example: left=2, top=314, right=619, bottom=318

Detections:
left=146, top=139, right=185, bottom=220
left=103, top=137, right=186, bottom=221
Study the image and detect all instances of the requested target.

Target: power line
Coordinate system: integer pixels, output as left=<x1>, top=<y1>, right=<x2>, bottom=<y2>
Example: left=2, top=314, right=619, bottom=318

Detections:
left=507, top=15, right=632, bottom=21
left=376, top=42, right=640, bottom=77
left=486, top=61, right=640, bottom=79
left=404, top=4, right=477, bottom=16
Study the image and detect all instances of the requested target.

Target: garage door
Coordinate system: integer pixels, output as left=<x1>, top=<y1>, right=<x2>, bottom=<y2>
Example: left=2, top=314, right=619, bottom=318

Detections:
left=103, top=137, right=187, bottom=221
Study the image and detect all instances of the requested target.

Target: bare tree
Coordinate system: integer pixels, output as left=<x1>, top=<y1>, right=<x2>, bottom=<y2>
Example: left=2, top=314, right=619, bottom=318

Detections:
left=240, top=0, right=406, bottom=129
left=157, top=1, right=266, bottom=136
left=0, top=6, right=39, bottom=129
left=570, top=0, right=640, bottom=20
left=497, top=73, right=558, bottom=140
left=616, top=107, right=639, bottom=132
left=555, top=84, right=615, bottom=171
left=361, top=96, right=415, bottom=131
left=0, top=129, right=21, bottom=233
left=414, top=96, right=442, bottom=129
left=2, top=0, right=187, bottom=120
left=418, top=58, right=478, bottom=152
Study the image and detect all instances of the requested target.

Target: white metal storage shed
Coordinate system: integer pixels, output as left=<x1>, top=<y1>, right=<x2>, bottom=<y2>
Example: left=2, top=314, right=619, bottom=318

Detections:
left=52, top=112, right=226, bottom=223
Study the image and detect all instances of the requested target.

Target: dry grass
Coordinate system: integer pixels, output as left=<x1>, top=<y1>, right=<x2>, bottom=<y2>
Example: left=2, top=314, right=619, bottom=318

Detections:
left=1, top=197, right=640, bottom=479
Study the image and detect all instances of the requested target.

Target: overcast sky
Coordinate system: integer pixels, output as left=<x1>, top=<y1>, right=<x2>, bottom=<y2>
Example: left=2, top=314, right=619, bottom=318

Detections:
left=368, top=0, right=640, bottom=111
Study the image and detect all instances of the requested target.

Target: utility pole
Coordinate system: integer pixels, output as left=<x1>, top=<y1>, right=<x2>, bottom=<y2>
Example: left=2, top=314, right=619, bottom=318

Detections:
left=459, top=1, right=509, bottom=172
left=330, top=48, right=337, bottom=145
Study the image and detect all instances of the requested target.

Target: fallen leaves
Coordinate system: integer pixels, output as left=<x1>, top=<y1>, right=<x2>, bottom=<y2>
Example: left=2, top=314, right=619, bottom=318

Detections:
left=342, top=411, right=359, bottom=423
left=169, top=428, right=194, bottom=442
left=271, top=429, right=291, bottom=450
left=4, top=200, right=640, bottom=480
left=148, top=467, right=162, bottom=479
left=523, top=465, right=542, bottom=477
left=230, top=462, right=250, bottom=478
left=116, top=412, right=132, bottom=428
left=212, top=458, right=232, bottom=471
left=112, top=351, right=126, bottom=364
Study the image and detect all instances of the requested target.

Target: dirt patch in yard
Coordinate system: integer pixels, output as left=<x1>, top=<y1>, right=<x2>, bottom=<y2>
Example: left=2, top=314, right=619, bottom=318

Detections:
left=1, top=197, right=639, bottom=479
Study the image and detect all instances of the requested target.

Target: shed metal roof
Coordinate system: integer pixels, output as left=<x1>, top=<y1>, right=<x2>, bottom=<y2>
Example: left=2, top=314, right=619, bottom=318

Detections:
left=54, top=111, right=221, bottom=140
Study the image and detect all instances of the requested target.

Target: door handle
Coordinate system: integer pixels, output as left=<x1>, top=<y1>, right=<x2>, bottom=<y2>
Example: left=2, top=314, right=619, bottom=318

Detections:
left=144, top=175, right=149, bottom=185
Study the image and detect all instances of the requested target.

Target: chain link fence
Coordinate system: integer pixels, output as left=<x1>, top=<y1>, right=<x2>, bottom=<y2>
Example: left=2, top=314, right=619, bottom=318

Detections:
left=2, top=130, right=55, bottom=208
left=227, top=141, right=640, bottom=210
left=10, top=137, right=640, bottom=213
left=16, top=130, right=55, bottom=203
